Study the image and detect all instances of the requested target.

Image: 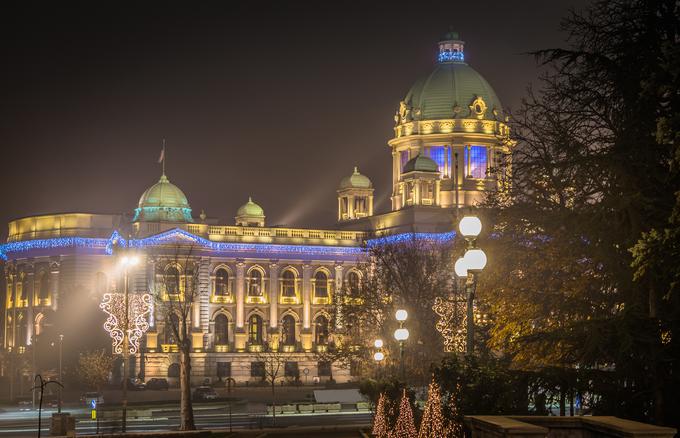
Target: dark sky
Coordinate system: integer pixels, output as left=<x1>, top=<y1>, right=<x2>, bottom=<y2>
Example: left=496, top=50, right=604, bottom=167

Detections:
left=0, top=1, right=591, bottom=240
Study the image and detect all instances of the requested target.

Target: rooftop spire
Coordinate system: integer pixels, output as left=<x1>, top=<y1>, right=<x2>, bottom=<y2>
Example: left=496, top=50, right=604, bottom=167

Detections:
left=437, top=30, right=465, bottom=63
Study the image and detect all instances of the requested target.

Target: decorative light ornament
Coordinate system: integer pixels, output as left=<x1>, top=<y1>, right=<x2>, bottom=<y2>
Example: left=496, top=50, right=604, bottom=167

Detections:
left=100, top=293, right=152, bottom=355
left=458, top=216, right=482, bottom=238
left=454, top=257, right=468, bottom=278
left=395, top=309, right=408, bottom=322
left=373, top=351, right=385, bottom=362
left=433, top=295, right=467, bottom=353
left=394, top=328, right=409, bottom=341
left=463, top=248, right=487, bottom=271
left=374, top=339, right=383, bottom=349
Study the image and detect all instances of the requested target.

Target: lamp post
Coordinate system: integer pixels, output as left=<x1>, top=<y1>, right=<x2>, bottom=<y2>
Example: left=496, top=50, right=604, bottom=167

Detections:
left=373, top=339, right=384, bottom=379
left=393, top=310, right=409, bottom=381
left=457, top=215, right=487, bottom=355
left=120, top=254, right=139, bottom=433
left=58, top=334, right=63, bottom=413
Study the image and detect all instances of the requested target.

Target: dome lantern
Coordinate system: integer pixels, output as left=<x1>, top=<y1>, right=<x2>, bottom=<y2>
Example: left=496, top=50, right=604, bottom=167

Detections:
left=134, top=173, right=193, bottom=223
left=337, top=167, right=374, bottom=222
left=235, top=197, right=265, bottom=227
left=437, top=31, right=465, bottom=63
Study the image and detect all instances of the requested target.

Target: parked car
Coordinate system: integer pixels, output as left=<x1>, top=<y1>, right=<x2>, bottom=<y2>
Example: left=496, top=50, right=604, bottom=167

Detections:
left=146, top=378, right=169, bottom=391
left=80, top=392, right=104, bottom=407
left=124, top=377, right=146, bottom=391
left=193, top=386, right=217, bottom=401
left=15, top=397, right=32, bottom=411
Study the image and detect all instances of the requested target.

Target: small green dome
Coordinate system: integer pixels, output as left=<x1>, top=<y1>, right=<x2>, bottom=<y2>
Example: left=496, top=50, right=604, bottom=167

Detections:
left=134, top=174, right=192, bottom=222
left=339, top=167, right=373, bottom=190
left=403, top=155, right=438, bottom=173
left=236, top=197, right=264, bottom=218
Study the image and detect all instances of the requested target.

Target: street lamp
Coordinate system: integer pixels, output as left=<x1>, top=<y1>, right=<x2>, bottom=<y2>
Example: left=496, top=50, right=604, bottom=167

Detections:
left=120, top=253, right=139, bottom=433
left=58, top=334, right=64, bottom=413
left=393, top=310, right=409, bottom=381
left=456, top=215, right=486, bottom=355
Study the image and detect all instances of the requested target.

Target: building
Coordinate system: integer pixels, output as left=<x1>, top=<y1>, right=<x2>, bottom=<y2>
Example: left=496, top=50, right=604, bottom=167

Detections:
left=1, top=33, right=511, bottom=385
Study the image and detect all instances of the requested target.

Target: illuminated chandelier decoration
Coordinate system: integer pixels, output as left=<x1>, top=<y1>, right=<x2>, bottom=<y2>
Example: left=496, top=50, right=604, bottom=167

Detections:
left=432, top=294, right=467, bottom=353
left=100, top=293, right=152, bottom=355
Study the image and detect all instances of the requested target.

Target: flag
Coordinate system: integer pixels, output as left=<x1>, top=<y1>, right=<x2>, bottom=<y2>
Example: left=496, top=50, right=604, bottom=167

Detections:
left=158, top=147, right=165, bottom=164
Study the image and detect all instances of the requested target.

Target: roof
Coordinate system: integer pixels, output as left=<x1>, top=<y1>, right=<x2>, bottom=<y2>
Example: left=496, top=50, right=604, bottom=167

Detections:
left=403, top=155, right=439, bottom=173
left=236, top=197, right=265, bottom=217
left=339, top=167, right=373, bottom=190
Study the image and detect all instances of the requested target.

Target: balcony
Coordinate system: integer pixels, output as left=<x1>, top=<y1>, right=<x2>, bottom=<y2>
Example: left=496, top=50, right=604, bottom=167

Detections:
left=214, top=344, right=230, bottom=353
left=211, top=294, right=234, bottom=304
left=161, top=344, right=179, bottom=353
left=279, top=296, right=300, bottom=305
left=34, top=297, right=51, bottom=307
left=316, top=344, right=328, bottom=353
left=245, top=295, right=267, bottom=304
left=247, top=344, right=264, bottom=353
left=280, top=344, right=297, bottom=353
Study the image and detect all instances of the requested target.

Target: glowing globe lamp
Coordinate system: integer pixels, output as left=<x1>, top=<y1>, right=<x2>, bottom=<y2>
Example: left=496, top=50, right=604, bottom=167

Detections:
left=394, top=328, right=409, bottom=341
left=459, top=216, right=482, bottom=238
left=395, top=309, right=408, bottom=322
left=373, top=351, right=385, bottom=362
left=464, top=248, right=487, bottom=271
left=374, top=339, right=383, bottom=349
left=454, top=257, right=468, bottom=278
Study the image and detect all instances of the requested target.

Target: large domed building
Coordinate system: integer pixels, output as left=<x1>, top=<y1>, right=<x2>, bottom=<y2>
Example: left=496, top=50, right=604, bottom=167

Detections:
left=1, top=33, right=509, bottom=387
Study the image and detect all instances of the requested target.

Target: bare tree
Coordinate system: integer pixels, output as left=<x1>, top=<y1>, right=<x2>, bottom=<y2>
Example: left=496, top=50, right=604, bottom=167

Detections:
left=152, top=245, right=200, bottom=431
left=252, top=349, right=295, bottom=426
left=77, top=350, right=114, bottom=392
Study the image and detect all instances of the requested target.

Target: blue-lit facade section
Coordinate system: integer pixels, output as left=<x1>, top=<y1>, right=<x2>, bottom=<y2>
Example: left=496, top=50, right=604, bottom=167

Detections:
left=438, top=51, right=464, bottom=63
left=426, top=146, right=447, bottom=176
left=133, top=207, right=193, bottom=223
left=1, top=229, right=458, bottom=261
left=465, top=145, right=488, bottom=179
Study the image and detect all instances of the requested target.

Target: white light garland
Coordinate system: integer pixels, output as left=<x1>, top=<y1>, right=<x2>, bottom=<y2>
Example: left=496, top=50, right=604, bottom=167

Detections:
left=432, top=295, right=467, bottom=353
left=100, top=293, right=152, bottom=355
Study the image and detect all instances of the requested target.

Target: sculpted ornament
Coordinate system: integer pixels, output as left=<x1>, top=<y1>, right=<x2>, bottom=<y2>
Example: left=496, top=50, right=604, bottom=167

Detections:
left=469, top=96, right=487, bottom=119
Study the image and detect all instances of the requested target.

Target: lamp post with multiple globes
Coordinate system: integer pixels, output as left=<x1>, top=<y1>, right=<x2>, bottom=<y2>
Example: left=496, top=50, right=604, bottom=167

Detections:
left=393, top=309, right=409, bottom=381
left=119, top=253, right=139, bottom=433
left=456, top=215, right=487, bottom=355
left=373, top=339, right=384, bottom=379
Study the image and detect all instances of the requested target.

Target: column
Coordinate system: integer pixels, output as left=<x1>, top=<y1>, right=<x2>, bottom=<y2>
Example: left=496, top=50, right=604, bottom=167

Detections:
left=26, top=270, right=34, bottom=344
left=337, top=197, right=342, bottom=221
left=198, top=258, right=210, bottom=340
left=302, top=264, right=312, bottom=329
left=334, top=264, right=344, bottom=330
left=368, top=195, right=374, bottom=216
left=348, top=196, right=354, bottom=219
left=49, top=260, right=60, bottom=312
left=235, top=261, right=245, bottom=328
left=268, top=262, right=279, bottom=328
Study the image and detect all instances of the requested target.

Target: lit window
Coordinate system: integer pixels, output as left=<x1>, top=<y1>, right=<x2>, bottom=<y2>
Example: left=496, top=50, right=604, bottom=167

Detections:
left=165, top=267, right=180, bottom=295
left=400, top=150, right=409, bottom=172
left=248, top=269, right=263, bottom=296
left=314, top=271, right=328, bottom=298
left=214, top=269, right=229, bottom=296
left=281, top=270, right=296, bottom=298
left=214, top=314, right=229, bottom=345
left=315, top=315, right=329, bottom=345
left=249, top=315, right=263, bottom=345
left=465, top=145, right=487, bottom=178
left=281, top=315, right=296, bottom=346
left=426, top=146, right=447, bottom=177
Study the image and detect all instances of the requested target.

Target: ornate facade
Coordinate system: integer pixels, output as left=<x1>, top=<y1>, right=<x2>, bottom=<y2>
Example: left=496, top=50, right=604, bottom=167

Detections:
left=1, top=33, right=511, bottom=385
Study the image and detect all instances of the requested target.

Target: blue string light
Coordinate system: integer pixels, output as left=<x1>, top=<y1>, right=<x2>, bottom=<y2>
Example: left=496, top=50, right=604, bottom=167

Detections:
left=0, top=228, right=457, bottom=261
left=438, top=51, right=464, bottom=62
left=133, top=207, right=193, bottom=223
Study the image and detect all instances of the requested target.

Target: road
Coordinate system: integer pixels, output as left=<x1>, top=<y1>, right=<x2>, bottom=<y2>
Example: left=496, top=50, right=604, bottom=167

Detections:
left=0, top=404, right=372, bottom=436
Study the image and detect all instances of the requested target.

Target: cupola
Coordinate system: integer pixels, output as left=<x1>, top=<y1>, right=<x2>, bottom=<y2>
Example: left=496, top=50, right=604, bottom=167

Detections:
left=337, top=167, right=374, bottom=222
left=235, top=197, right=265, bottom=227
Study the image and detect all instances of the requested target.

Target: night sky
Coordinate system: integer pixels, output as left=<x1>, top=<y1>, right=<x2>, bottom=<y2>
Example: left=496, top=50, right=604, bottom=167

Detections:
left=0, top=1, right=590, bottom=240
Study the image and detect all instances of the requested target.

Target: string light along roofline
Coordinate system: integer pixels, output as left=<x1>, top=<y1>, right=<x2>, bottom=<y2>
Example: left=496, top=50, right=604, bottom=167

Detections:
left=0, top=228, right=456, bottom=261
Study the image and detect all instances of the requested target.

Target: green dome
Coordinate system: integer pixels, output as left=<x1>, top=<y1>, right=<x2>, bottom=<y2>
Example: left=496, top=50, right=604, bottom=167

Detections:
left=339, top=167, right=373, bottom=190
left=236, top=197, right=264, bottom=218
left=403, top=155, right=438, bottom=173
left=404, top=57, right=503, bottom=121
left=134, top=174, right=193, bottom=222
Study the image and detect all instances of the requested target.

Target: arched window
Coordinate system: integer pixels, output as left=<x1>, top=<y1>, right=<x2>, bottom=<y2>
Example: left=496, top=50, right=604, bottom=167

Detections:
left=281, top=270, right=296, bottom=298
left=34, top=313, right=45, bottom=337
left=314, top=271, right=328, bottom=298
left=281, top=315, right=296, bottom=346
left=248, top=314, right=263, bottom=345
left=168, top=363, right=180, bottom=378
left=214, top=314, right=229, bottom=345
left=346, top=271, right=360, bottom=294
left=248, top=269, right=263, bottom=296
left=315, top=315, right=329, bottom=345
left=165, top=267, right=180, bottom=296
left=95, top=272, right=108, bottom=295
left=165, top=314, right=179, bottom=344
left=215, top=268, right=229, bottom=296
left=20, top=276, right=28, bottom=302
left=39, top=272, right=49, bottom=300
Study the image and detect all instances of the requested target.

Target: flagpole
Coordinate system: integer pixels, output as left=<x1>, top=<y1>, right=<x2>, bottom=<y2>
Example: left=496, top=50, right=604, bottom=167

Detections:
left=161, top=139, right=166, bottom=176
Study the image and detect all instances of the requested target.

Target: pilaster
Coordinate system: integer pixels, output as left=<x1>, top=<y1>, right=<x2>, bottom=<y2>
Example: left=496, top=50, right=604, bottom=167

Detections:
left=235, top=261, right=245, bottom=328
left=269, top=262, right=279, bottom=327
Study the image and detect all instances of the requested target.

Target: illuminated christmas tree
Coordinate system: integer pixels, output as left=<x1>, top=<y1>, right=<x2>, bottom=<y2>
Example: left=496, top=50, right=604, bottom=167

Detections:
left=372, top=392, right=389, bottom=438
left=418, top=379, right=447, bottom=438
left=391, top=389, right=417, bottom=438
left=448, top=383, right=464, bottom=437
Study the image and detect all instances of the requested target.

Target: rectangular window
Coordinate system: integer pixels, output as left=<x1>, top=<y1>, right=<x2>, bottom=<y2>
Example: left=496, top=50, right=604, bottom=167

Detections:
left=426, top=146, right=447, bottom=177
left=465, top=145, right=487, bottom=178
left=217, top=362, right=231, bottom=378
left=285, top=361, right=299, bottom=378
left=400, top=150, right=409, bottom=172
left=318, top=361, right=332, bottom=377
left=251, top=361, right=265, bottom=378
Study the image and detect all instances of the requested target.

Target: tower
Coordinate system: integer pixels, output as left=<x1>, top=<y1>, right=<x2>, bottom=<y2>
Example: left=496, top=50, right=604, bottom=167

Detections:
left=337, top=167, right=374, bottom=221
